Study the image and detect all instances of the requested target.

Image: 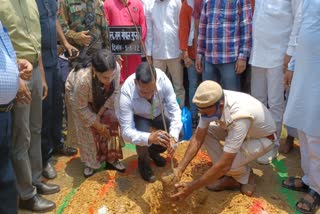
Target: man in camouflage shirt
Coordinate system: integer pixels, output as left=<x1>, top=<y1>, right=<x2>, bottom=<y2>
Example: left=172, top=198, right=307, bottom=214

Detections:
left=58, top=0, right=110, bottom=65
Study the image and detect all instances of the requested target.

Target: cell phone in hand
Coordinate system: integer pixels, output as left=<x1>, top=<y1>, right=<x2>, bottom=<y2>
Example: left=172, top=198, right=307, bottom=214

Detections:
left=64, top=49, right=78, bottom=58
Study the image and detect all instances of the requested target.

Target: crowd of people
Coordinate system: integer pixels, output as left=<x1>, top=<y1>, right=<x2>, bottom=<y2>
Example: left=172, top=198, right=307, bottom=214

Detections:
left=0, top=0, right=319, bottom=213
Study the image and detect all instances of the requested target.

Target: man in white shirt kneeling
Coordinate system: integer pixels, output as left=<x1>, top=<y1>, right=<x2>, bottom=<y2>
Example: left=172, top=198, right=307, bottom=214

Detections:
left=119, top=62, right=182, bottom=182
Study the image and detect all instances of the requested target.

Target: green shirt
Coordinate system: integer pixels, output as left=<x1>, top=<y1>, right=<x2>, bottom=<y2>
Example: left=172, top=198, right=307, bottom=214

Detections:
left=58, top=0, right=109, bottom=50
left=0, top=0, right=41, bottom=64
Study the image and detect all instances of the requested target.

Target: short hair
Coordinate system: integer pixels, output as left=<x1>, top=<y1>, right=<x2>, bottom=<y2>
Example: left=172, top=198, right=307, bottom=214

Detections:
left=135, top=62, right=157, bottom=84
left=91, top=49, right=116, bottom=73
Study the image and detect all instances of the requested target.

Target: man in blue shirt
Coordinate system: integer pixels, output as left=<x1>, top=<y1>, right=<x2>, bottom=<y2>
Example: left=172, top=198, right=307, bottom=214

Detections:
left=0, top=20, right=33, bottom=214
left=1, top=1, right=59, bottom=211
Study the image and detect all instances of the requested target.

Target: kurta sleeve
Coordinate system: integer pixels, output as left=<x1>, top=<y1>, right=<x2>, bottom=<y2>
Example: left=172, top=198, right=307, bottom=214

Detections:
left=73, top=70, right=98, bottom=127
left=286, top=0, right=303, bottom=56
left=104, top=63, right=121, bottom=110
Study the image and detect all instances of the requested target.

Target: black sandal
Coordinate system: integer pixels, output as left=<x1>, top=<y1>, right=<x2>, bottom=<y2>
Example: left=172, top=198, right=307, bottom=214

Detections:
left=296, top=189, right=320, bottom=214
left=282, top=176, right=309, bottom=192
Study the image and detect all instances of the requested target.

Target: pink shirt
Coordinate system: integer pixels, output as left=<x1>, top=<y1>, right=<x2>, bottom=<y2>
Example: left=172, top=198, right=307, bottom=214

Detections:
left=103, top=0, right=146, bottom=41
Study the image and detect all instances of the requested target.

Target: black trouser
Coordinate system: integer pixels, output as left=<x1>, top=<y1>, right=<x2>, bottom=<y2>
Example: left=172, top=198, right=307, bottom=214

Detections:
left=41, top=64, right=64, bottom=165
left=134, top=115, right=169, bottom=164
left=0, top=111, right=18, bottom=213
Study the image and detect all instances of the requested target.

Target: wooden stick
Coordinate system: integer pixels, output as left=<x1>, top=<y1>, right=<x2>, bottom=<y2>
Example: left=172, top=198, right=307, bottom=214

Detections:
left=123, top=2, right=175, bottom=170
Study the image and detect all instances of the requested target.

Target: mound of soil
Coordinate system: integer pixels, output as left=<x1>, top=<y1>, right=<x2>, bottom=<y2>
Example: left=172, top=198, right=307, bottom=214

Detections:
left=60, top=142, right=295, bottom=214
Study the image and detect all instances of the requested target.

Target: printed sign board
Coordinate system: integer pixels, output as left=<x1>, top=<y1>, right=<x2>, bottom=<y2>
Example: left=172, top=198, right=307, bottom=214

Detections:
left=109, top=26, right=142, bottom=55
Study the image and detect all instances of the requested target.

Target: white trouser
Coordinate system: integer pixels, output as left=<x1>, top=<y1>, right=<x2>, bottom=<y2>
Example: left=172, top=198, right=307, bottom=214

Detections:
left=153, top=58, right=185, bottom=107
left=298, top=130, right=320, bottom=194
left=204, top=123, right=275, bottom=184
left=251, top=66, right=284, bottom=144
left=284, top=89, right=298, bottom=139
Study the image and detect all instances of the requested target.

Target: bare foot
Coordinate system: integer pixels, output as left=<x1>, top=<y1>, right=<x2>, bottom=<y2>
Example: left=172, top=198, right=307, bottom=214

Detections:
left=279, top=135, right=294, bottom=154
left=240, top=170, right=256, bottom=196
left=206, top=176, right=241, bottom=192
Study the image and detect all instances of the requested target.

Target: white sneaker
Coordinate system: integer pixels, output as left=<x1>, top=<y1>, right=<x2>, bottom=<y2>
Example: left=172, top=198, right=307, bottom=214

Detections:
left=256, top=145, right=279, bottom=165
left=107, top=160, right=126, bottom=172
left=83, top=167, right=94, bottom=178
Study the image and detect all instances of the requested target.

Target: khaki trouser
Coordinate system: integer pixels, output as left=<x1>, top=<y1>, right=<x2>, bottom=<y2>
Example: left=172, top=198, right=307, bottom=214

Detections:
left=12, top=65, right=43, bottom=200
left=204, top=122, right=274, bottom=184
left=153, top=58, right=185, bottom=107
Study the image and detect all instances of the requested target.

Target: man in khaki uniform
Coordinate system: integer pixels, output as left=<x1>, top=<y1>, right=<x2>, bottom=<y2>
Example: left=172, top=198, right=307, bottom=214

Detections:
left=171, top=81, right=276, bottom=201
left=58, top=0, right=109, bottom=66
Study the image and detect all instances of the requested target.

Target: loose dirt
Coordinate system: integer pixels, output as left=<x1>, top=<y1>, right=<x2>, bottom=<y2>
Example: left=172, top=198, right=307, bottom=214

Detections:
left=19, top=139, right=315, bottom=214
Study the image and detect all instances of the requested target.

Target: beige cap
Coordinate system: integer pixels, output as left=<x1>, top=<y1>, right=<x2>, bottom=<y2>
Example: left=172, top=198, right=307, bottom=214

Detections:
left=192, top=80, right=223, bottom=108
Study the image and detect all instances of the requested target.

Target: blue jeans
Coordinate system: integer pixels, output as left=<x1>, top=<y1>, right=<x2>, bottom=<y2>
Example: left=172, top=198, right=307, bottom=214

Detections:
left=203, top=61, right=240, bottom=91
left=41, top=64, right=64, bottom=165
left=186, top=63, right=199, bottom=117
left=0, top=111, right=18, bottom=214
left=58, top=58, right=70, bottom=85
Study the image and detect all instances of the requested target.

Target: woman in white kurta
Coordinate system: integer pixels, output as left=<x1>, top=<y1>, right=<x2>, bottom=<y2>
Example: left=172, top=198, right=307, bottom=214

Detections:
left=282, top=0, right=320, bottom=213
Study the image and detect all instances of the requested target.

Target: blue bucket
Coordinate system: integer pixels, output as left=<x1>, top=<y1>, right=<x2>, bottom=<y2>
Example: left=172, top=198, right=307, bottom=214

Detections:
left=181, top=106, right=192, bottom=140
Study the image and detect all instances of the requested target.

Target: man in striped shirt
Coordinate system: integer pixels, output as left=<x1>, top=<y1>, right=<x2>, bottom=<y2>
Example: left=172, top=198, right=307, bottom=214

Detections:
left=196, top=0, right=252, bottom=91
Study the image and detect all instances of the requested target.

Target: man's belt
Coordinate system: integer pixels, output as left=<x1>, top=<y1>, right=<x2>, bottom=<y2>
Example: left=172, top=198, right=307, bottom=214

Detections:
left=266, top=133, right=276, bottom=141
left=0, top=100, right=15, bottom=112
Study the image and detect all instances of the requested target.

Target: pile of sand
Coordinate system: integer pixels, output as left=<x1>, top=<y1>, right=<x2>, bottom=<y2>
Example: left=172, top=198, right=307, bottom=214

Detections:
left=61, top=142, right=294, bottom=214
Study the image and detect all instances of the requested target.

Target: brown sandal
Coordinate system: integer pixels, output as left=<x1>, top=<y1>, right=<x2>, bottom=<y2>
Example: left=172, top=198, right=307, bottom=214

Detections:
left=296, top=189, right=320, bottom=214
left=282, top=177, right=309, bottom=192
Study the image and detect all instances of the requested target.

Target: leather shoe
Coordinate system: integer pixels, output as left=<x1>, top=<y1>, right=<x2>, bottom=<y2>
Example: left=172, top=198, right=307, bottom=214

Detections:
left=19, top=194, right=56, bottom=212
left=138, top=159, right=156, bottom=183
left=150, top=153, right=166, bottom=167
left=42, top=162, right=57, bottom=180
left=35, top=182, right=60, bottom=195
left=56, top=145, right=77, bottom=156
